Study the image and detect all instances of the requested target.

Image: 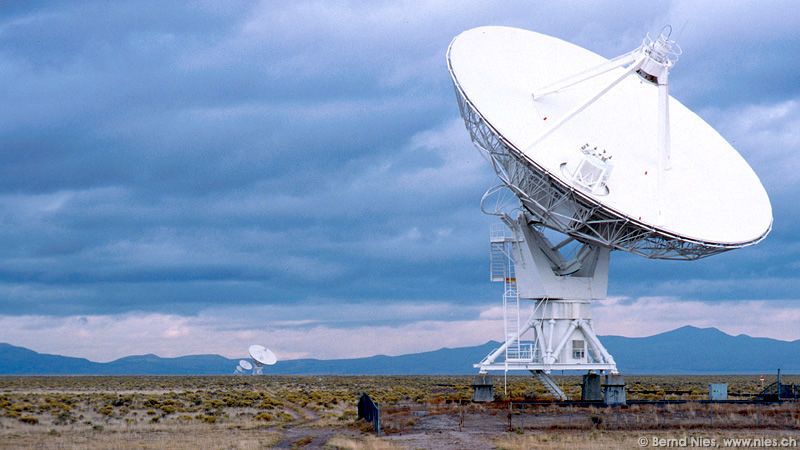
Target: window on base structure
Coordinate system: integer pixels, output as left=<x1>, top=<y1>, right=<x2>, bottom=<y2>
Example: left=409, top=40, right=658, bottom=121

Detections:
left=572, top=340, right=585, bottom=359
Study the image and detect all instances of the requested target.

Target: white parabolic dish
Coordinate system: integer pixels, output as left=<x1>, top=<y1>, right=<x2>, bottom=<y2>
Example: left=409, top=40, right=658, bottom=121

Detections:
left=248, top=345, right=277, bottom=366
left=448, top=26, right=772, bottom=249
left=239, top=360, right=253, bottom=371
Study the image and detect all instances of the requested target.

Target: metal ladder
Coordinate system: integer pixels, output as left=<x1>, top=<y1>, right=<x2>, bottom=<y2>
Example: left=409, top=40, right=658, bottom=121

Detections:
left=503, top=263, right=520, bottom=361
left=489, top=225, right=508, bottom=282
left=490, top=224, right=522, bottom=364
left=532, top=370, right=568, bottom=400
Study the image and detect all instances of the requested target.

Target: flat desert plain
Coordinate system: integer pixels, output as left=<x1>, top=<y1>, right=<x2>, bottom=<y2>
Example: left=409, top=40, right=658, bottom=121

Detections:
left=1, top=375, right=799, bottom=449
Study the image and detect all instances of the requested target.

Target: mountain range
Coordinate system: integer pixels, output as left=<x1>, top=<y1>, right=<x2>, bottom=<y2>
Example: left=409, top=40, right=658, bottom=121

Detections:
left=1, top=326, right=798, bottom=375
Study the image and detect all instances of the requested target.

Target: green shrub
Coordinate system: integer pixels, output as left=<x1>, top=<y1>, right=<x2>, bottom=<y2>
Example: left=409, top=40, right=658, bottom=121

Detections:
left=257, top=397, right=283, bottom=409
left=254, top=412, right=273, bottom=422
left=19, top=415, right=39, bottom=425
left=54, top=411, right=73, bottom=425
left=197, top=414, right=217, bottom=424
left=10, top=402, right=33, bottom=412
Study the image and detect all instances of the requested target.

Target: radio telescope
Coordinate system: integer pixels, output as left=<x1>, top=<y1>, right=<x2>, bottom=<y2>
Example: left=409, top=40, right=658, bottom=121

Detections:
left=239, top=359, right=253, bottom=373
left=447, top=26, right=771, bottom=400
left=248, top=344, right=277, bottom=375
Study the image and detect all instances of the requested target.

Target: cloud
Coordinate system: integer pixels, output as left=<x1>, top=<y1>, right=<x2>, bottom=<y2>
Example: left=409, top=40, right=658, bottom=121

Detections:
left=0, top=301, right=500, bottom=361
left=593, top=296, right=800, bottom=341
left=651, top=0, right=800, bottom=107
left=2, top=296, right=798, bottom=362
left=0, top=1, right=797, bottom=360
left=701, top=99, right=800, bottom=195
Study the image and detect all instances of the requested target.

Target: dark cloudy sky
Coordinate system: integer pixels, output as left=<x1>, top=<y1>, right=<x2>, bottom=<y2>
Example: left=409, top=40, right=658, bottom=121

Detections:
left=1, top=1, right=798, bottom=361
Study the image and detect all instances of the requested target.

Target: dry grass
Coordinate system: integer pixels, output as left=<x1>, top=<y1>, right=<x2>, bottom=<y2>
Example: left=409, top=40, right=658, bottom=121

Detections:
left=495, top=430, right=800, bottom=450
left=495, top=431, right=647, bottom=450
left=325, top=435, right=404, bottom=449
left=503, top=402, right=800, bottom=431
left=1, top=375, right=798, bottom=449
left=0, top=425, right=282, bottom=450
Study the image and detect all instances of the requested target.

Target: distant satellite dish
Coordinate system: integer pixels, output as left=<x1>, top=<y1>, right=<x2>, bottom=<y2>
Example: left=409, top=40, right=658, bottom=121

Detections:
left=239, top=360, right=253, bottom=371
left=249, top=344, right=277, bottom=366
left=233, top=365, right=244, bottom=374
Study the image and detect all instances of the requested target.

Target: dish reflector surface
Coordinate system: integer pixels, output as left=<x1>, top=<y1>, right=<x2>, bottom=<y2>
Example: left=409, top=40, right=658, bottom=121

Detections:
left=249, top=344, right=277, bottom=365
left=239, top=360, right=253, bottom=370
left=448, top=26, right=771, bottom=249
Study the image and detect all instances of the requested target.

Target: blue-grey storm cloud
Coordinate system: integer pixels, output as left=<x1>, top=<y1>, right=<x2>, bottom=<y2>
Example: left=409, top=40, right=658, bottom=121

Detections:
left=0, top=0, right=798, bottom=322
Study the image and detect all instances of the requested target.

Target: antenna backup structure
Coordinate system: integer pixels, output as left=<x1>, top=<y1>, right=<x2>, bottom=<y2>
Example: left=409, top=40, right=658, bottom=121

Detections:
left=233, top=359, right=254, bottom=375
left=234, top=347, right=275, bottom=375
left=239, top=359, right=253, bottom=373
left=448, top=27, right=771, bottom=401
left=249, top=344, right=277, bottom=375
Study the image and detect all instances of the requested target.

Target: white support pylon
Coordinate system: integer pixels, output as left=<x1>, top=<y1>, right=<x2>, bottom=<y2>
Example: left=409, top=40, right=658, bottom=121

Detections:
left=476, top=212, right=618, bottom=392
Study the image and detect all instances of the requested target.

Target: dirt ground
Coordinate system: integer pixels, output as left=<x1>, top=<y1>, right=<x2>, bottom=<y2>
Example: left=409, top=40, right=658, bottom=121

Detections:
left=380, top=402, right=800, bottom=449
left=6, top=400, right=798, bottom=449
left=2, top=375, right=799, bottom=449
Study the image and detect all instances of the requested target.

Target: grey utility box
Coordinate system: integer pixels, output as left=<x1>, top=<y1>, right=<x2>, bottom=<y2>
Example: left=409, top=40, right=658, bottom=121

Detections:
left=709, top=383, right=728, bottom=401
left=472, top=374, right=494, bottom=402
left=603, top=374, right=626, bottom=405
left=582, top=373, right=603, bottom=401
